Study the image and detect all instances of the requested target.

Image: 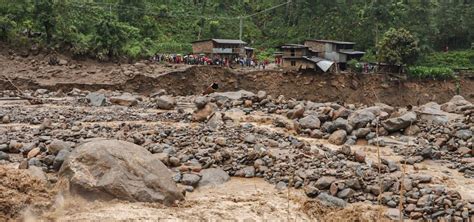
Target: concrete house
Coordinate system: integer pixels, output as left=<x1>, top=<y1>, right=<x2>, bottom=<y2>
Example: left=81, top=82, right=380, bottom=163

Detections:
left=279, top=44, right=334, bottom=72
left=191, top=39, right=251, bottom=59
left=304, top=40, right=365, bottom=70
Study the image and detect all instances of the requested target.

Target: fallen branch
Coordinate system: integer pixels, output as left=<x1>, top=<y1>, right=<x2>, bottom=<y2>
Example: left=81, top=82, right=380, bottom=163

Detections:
left=1, top=74, right=43, bottom=104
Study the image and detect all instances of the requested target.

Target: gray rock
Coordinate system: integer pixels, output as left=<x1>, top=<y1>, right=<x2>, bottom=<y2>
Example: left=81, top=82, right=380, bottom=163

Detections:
left=352, top=128, right=371, bottom=138
left=210, top=90, right=256, bottom=101
left=417, top=102, right=449, bottom=125
left=27, top=166, right=47, bottom=183
left=244, top=134, right=256, bottom=144
left=331, top=118, right=353, bottom=133
left=0, top=151, right=9, bottom=161
left=317, top=192, right=347, bottom=208
left=0, top=144, right=8, bottom=152
left=304, top=185, right=320, bottom=198
left=207, top=112, right=223, bottom=130
left=382, top=111, right=417, bottom=132
left=181, top=173, right=201, bottom=187
left=299, top=115, right=321, bottom=129
left=337, top=188, right=354, bottom=199
left=53, top=149, right=70, bottom=170
left=315, top=176, right=336, bottom=189
left=48, top=139, right=70, bottom=155
left=404, top=125, right=421, bottom=136
left=385, top=208, right=401, bottom=220
left=198, top=168, right=230, bottom=187
left=86, top=92, right=106, bottom=107
left=59, top=139, right=184, bottom=205
left=348, top=110, right=376, bottom=129
left=417, top=194, right=435, bottom=207
left=456, top=129, right=472, bottom=140
left=156, top=96, right=176, bottom=110
left=194, top=96, right=209, bottom=109
left=257, top=91, right=267, bottom=101
left=275, top=181, right=287, bottom=190
left=235, top=166, right=256, bottom=178
left=28, top=157, right=44, bottom=168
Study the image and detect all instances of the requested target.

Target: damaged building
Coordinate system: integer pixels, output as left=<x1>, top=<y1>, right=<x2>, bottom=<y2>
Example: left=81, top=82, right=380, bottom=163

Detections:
left=279, top=39, right=364, bottom=72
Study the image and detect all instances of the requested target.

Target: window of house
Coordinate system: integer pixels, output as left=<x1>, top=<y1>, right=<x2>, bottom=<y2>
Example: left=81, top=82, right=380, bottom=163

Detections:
left=291, top=61, right=296, bottom=66
left=291, top=49, right=295, bottom=56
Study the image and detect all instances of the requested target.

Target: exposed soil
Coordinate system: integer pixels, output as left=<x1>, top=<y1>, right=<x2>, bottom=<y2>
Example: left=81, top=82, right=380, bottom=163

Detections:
left=1, top=50, right=473, bottom=107
left=41, top=178, right=312, bottom=221
left=0, top=165, right=54, bottom=221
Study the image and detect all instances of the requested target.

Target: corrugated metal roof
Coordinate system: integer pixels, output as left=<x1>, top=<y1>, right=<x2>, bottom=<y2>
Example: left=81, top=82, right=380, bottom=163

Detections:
left=212, top=39, right=247, bottom=44
left=303, top=56, right=335, bottom=72
left=192, top=39, right=247, bottom=44
left=339, top=50, right=365, bottom=55
left=280, top=44, right=308, bottom=49
left=306, top=39, right=355, bottom=45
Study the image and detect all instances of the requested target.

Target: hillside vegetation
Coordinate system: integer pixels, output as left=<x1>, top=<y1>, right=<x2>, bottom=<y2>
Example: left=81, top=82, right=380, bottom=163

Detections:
left=0, top=0, right=473, bottom=61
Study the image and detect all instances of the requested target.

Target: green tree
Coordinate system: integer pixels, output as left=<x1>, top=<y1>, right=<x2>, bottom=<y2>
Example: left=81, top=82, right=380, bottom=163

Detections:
left=34, top=0, right=55, bottom=44
left=377, top=28, right=420, bottom=65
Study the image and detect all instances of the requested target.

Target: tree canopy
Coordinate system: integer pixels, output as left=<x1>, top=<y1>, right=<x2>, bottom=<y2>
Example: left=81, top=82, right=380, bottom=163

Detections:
left=377, top=28, right=420, bottom=65
left=0, top=0, right=473, bottom=60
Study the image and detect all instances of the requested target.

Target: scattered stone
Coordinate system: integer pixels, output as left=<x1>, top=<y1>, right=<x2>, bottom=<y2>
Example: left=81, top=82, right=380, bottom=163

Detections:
left=235, top=166, right=255, bottom=178
left=47, top=140, right=69, bottom=155
left=181, top=173, right=201, bottom=187
left=110, top=94, right=138, bottom=107
left=299, top=115, right=321, bottom=129
left=354, top=150, right=366, bottom=163
left=382, top=111, right=417, bottom=132
left=86, top=92, right=106, bottom=107
left=317, top=192, right=347, bottom=208
left=27, top=147, right=41, bottom=159
left=156, top=96, right=177, bottom=110
left=0, top=151, right=9, bottom=161
left=328, top=130, right=347, bottom=145
left=198, top=168, right=230, bottom=187
left=315, top=176, right=336, bottom=189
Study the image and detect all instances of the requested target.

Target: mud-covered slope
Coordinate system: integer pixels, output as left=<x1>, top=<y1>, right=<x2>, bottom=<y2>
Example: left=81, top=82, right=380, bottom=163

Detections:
left=1, top=52, right=472, bottom=106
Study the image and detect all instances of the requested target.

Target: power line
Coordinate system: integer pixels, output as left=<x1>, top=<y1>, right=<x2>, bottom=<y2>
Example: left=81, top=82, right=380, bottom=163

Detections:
left=243, top=0, right=291, bottom=18
left=64, top=0, right=291, bottom=20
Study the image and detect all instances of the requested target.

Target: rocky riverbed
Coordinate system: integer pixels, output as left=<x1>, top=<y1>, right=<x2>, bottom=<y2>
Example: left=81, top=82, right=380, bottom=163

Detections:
left=0, top=88, right=472, bottom=221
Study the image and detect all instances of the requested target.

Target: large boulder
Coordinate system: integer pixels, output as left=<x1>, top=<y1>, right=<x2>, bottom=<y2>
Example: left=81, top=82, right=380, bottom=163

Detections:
left=417, top=102, right=449, bottom=125
left=382, top=111, right=417, bottom=132
left=298, top=115, right=321, bottom=129
left=348, top=110, right=376, bottom=129
left=155, top=96, right=176, bottom=110
left=59, top=140, right=184, bottom=205
left=198, top=168, right=230, bottom=187
left=441, top=95, right=473, bottom=113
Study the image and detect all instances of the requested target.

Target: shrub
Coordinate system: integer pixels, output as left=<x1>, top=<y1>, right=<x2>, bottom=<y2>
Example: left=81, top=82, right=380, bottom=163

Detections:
left=348, top=59, right=362, bottom=73
left=407, top=66, right=455, bottom=80
left=417, top=50, right=474, bottom=69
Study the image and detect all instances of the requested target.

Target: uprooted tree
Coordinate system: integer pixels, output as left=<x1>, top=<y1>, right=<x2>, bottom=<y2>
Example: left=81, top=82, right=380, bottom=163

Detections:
left=376, top=28, right=420, bottom=66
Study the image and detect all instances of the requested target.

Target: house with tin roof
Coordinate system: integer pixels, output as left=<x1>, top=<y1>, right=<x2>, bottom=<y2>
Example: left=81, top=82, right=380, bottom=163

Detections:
left=191, top=39, right=253, bottom=59
left=304, top=39, right=365, bottom=70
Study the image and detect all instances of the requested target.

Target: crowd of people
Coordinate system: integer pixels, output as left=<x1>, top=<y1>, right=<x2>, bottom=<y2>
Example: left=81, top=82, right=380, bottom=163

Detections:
left=150, top=53, right=271, bottom=69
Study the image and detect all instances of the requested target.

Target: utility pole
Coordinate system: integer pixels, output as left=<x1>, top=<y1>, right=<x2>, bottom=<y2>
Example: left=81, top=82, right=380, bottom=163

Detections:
left=239, top=16, right=243, bottom=40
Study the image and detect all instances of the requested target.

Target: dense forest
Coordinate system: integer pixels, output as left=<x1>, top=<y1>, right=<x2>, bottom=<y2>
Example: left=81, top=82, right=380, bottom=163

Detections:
left=0, top=0, right=473, bottom=63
